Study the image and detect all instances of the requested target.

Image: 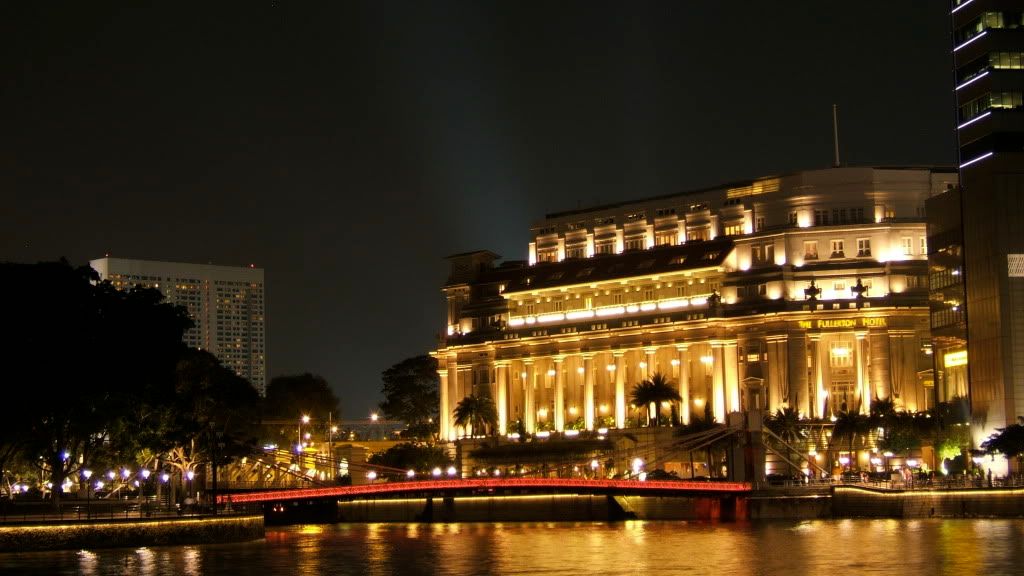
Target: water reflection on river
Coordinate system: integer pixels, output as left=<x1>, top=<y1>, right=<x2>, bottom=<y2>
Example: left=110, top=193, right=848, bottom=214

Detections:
left=3, top=519, right=1024, bottom=575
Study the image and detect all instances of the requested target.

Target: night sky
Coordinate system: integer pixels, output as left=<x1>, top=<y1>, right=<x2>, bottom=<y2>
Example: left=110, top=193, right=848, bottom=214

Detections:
left=2, top=2, right=955, bottom=417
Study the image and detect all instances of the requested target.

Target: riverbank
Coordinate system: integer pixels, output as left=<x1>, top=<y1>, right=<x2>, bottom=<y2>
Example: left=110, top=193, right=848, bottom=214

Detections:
left=0, top=514, right=264, bottom=552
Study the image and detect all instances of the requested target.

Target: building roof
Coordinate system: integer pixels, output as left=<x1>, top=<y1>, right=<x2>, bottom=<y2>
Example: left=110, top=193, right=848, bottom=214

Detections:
left=543, top=165, right=957, bottom=220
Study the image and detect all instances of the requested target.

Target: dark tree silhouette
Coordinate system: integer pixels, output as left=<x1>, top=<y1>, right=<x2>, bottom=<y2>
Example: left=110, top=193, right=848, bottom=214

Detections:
left=452, top=393, right=498, bottom=437
left=1, top=260, right=191, bottom=505
left=630, top=373, right=681, bottom=427
left=379, top=355, right=439, bottom=439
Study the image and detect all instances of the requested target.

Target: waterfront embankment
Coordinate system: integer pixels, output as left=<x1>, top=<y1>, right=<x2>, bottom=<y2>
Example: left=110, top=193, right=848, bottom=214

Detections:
left=0, top=514, right=264, bottom=552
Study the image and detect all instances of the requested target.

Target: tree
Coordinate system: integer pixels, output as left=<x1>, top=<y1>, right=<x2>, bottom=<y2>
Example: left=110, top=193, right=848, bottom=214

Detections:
left=367, top=443, right=452, bottom=479
left=379, top=355, right=439, bottom=439
left=982, top=417, right=1024, bottom=469
left=0, top=261, right=191, bottom=505
left=630, top=373, right=681, bottom=427
left=263, top=373, right=341, bottom=445
left=831, top=410, right=870, bottom=467
left=162, top=350, right=262, bottom=490
left=766, top=407, right=805, bottom=444
left=452, top=393, right=498, bottom=437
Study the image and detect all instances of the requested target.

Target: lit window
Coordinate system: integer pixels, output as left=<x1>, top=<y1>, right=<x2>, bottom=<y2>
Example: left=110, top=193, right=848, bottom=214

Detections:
left=830, top=240, right=845, bottom=258
left=901, top=237, right=913, bottom=256
left=829, top=342, right=853, bottom=368
left=804, top=241, right=819, bottom=260
left=856, top=238, right=871, bottom=257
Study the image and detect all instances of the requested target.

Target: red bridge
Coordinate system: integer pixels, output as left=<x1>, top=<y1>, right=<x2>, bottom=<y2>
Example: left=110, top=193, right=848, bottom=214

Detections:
left=219, top=477, right=751, bottom=505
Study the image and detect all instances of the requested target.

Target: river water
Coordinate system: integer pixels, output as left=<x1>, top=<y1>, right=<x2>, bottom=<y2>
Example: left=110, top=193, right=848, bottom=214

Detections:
left=2, top=519, right=1023, bottom=575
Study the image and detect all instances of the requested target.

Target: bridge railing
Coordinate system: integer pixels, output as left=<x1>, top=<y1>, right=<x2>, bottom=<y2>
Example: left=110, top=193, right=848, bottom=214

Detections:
left=218, top=477, right=752, bottom=504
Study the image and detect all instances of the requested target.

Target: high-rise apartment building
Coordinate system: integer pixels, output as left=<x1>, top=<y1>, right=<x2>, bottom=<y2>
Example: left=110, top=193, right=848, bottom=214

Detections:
left=90, top=257, right=267, bottom=394
left=950, top=0, right=1024, bottom=447
left=434, top=167, right=956, bottom=455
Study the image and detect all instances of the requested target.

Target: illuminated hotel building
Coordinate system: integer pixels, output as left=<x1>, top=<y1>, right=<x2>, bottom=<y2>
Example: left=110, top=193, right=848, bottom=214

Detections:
left=950, top=0, right=1024, bottom=448
left=90, top=257, right=267, bottom=394
left=433, top=167, right=958, bottom=441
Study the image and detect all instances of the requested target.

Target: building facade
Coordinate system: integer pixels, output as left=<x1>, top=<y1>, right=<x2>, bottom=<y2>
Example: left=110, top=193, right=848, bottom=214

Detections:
left=950, top=0, right=1024, bottom=448
left=434, top=167, right=957, bottom=442
left=90, top=257, right=267, bottom=393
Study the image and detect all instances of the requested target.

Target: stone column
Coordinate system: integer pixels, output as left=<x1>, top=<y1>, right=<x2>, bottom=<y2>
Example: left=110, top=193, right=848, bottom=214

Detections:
left=583, top=354, right=595, bottom=430
left=855, top=332, right=869, bottom=415
left=523, top=360, right=536, bottom=434
left=711, top=341, right=726, bottom=423
left=869, top=329, right=891, bottom=402
left=644, top=347, right=657, bottom=380
left=676, top=344, right=690, bottom=424
left=724, top=340, right=739, bottom=413
left=808, top=334, right=824, bottom=419
left=438, top=367, right=451, bottom=442
left=614, top=351, right=626, bottom=429
left=553, top=356, right=566, bottom=432
left=766, top=335, right=788, bottom=412
left=447, top=358, right=459, bottom=440
left=787, top=334, right=809, bottom=417
left=495, top=361, right=509, bottom=435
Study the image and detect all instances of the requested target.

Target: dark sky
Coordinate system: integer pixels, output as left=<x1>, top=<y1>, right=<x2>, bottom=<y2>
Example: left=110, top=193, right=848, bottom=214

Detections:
left=2, top=2, right=955, bottom=418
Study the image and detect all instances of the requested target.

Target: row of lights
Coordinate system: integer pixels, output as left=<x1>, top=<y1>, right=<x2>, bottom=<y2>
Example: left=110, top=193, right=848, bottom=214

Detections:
left=367, top=466, right=459, bottom=481
left=520, top=354, right=714, bottom=379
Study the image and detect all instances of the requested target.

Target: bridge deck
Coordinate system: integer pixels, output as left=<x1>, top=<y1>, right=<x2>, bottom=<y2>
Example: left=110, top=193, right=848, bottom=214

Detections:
left=220, top=478, right=751, bottom=504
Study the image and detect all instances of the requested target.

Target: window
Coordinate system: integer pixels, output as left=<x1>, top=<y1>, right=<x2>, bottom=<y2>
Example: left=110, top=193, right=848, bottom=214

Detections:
left=830, top=240, right=845, bottom=258
left=829, top=341, right=853, bottom=368
left=538, top=249, right=558, bottom=263
left=724, top=223, right=744, bottom=236
left=804, top=241, right=819, bottom=260
left=643, top=288, right=655, bottom=301
left=755, top=217, right=766, bottom=231
left=595, top=242, right=615, bottom=255
left=611, top=293, right=624, bottom=305
left=624, top=237, right=645, bottom=251
left=566, top=246, right=585, bottom=259
left=814, top=210, right=830, bottom=226
left=852, top=207, right=865, bottom=223
left=655, top=232, right=676, bottom=246
left=752, top=243, right=775, bottom=265
left=856, top=238, right=871, bottom=257
left=920, top=237, right=928, bottom=255
left=687, top=229, right=708, bottom=242
left=788, top=212, right=798, bottom=225
left=901, top=237, right=913, bottom=256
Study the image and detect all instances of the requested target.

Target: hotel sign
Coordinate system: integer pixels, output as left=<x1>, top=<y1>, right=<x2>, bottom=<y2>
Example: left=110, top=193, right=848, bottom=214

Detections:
left=796, top=317, right=887, bottom=330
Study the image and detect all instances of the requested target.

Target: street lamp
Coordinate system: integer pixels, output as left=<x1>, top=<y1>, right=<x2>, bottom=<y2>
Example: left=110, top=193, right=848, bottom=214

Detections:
left=160, top=472, right=170, bottom=512
left=82, top=469, right=93, bottom=519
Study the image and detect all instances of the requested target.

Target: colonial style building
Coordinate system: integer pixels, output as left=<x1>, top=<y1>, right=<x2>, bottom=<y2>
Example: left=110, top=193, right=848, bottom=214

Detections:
left=434, top=167, right=958, bottom=442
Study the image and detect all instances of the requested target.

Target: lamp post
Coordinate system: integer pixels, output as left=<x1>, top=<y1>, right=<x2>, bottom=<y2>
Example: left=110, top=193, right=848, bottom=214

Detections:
left=81, top=469, right=93, bottom=519
left=140, top=469, right=151, bottom=517
left=160, top=472, right=170, bottom=512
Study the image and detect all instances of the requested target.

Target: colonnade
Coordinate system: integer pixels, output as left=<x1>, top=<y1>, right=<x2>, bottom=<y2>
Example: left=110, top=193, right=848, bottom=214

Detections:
left=438, top=327, right=924, bottom=441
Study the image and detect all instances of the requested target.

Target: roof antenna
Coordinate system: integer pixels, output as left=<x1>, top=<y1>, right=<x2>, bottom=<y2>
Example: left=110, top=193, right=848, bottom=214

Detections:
left=832, top=104, right=841, bottom=168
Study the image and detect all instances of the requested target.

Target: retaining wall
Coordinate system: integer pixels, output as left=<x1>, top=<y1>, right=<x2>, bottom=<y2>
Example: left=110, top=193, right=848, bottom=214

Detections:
left=0, top=515, right=264, bottom=552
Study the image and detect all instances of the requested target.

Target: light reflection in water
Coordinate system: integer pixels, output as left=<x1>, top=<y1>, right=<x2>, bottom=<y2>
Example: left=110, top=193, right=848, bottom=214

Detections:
left=8, top=519, right=1024, bottom=576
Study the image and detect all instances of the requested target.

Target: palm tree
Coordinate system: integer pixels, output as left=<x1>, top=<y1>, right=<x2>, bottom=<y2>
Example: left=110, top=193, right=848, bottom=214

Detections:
left=766, top=407, right=805, bottom=444
left=831, top=410, right=869, bottom=469
left=452, top=394, right=498, bottom=438
left=630, top=373, right=682, bottom=427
